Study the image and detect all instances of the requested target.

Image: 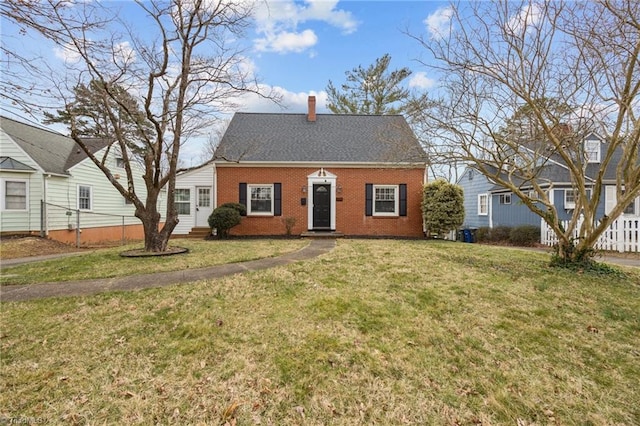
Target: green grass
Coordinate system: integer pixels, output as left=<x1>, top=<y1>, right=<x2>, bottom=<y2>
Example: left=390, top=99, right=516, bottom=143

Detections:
left=1, top=240, right=639, bottom=424
left=0, top=239, right=306, bottom=285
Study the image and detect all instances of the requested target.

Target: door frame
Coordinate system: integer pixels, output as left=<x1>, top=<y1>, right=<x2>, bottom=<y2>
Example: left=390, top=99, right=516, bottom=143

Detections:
left=195, top=186, right=213, bottom=227
left=306, top=168, right=336, bottom=231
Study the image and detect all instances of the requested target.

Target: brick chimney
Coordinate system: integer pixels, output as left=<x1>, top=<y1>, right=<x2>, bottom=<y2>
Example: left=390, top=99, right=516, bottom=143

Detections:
left=307, top=95, right=316, bottom=122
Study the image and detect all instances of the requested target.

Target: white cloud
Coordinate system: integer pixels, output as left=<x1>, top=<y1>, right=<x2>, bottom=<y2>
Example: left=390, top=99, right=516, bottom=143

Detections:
left=255, top=29, right=318, bottom=54
left=253, top=0, right=358, bottom=54
left=408, top=72, right=435, bottom=90
left=506, top=3, right=543, bottom=35
left=424, top=7, right=453, bottom=40
left=54, top=42, right=82, bottom=63
left=234, top=85, right=328, bottom=113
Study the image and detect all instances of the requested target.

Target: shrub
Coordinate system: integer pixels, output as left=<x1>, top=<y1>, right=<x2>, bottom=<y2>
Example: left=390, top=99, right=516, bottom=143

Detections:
left=490, top=226, right=512, bottom=243
left=509, top=225, right=540, bottom=246
left=218, top=202, right=247, bottom=216
left=422, top=180, right=464, bottom=238
left=208, top=207, right=241, bottom=238
left=282, top=217, right=297, bottom=236
left=475, top=227, right=491, bottom=243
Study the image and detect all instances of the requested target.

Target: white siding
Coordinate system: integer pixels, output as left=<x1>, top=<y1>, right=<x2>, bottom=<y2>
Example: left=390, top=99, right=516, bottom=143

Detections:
left=174, top=166, right=215, bottom=235
left=0, top=130, right=45, bottom=233
left=64, top=148, right=151, bottom=230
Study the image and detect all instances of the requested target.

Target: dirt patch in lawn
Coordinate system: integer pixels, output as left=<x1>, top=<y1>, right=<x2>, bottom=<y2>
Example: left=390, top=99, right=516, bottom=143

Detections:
left=0, top=236, right=82, bottom=260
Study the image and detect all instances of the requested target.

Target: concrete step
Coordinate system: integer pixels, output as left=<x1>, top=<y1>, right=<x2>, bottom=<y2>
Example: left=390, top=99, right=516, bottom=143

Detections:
left=301, top=231, right=344, bottom=238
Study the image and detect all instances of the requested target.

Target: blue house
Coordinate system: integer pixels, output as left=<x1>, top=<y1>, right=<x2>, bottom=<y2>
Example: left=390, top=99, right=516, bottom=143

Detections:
left=458, top=133, right=640, bottom=230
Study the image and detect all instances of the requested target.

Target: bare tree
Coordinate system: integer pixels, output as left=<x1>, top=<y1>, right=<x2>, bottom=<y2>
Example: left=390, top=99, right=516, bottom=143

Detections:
left=1, top=0, right=279, bottom=252
left=410, top=0, right=640, bottom=264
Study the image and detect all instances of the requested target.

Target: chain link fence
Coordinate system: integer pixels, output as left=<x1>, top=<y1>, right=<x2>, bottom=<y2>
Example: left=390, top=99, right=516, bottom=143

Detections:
left=42, top=201, right=140, bottom=248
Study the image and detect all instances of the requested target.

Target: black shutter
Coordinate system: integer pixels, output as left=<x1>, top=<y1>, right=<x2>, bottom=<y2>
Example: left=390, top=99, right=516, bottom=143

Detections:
left=399, top=184, right=407, bottom=216
left=365, top=183, right=373, bottom=216
left=274, top=183, right=282, bottom=216
left=239, top=183, right=247, bottom=216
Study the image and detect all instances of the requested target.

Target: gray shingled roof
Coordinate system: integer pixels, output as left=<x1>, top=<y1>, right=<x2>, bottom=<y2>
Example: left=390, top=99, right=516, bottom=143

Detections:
left=0, top=116, right=109, bottom=175
left=214, top=113, right=425, bottom=164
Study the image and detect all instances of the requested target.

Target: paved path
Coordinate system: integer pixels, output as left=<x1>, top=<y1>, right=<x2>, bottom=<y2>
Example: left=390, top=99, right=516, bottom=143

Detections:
left=0, top=239, right=336, bottom=303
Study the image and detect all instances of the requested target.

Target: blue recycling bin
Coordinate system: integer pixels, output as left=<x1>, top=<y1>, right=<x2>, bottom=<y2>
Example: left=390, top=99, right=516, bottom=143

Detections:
left=463, top=229, right=472, bottom=243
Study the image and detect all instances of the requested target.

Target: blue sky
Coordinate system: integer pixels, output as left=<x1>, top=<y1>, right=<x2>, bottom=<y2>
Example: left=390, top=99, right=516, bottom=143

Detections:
left=1, top=0, right=455, bottom=162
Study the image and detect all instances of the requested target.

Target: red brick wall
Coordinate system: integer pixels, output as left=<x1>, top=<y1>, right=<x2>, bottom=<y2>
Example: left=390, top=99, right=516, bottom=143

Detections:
left=47, top=224, right=146, bottom=246
left=216, top=166, right=426, bottom=237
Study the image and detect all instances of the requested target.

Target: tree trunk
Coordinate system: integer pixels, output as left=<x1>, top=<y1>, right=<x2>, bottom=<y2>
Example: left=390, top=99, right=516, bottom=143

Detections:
left=135, top=192, right=179, bottom=252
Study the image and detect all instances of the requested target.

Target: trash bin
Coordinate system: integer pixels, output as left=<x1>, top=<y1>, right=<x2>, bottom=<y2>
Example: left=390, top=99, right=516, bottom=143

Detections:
left=457, top=230, right=465, bottom=242
left=470, top=228, right=478, bottom=243
left=463, top=229, right=472, bottom=243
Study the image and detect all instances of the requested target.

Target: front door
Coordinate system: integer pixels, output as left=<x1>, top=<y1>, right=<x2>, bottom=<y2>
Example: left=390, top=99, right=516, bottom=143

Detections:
left=195, top=186, right=213, bottom=227
left=312, top=184, right=331, bottom=229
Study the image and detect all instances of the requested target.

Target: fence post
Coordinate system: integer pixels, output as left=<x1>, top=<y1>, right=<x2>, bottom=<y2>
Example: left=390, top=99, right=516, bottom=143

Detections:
left=76, top=210, right=81, bottom=248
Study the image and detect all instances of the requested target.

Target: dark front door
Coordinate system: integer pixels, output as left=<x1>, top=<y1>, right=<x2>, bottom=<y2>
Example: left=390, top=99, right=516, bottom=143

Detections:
left=313, top=184, right=331, bottom=229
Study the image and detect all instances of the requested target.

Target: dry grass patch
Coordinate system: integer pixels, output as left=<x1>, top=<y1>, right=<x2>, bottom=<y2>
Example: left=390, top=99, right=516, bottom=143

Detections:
left=1, top=240, right=639, bottom=424
left=0, top=239, right=306, bottom=285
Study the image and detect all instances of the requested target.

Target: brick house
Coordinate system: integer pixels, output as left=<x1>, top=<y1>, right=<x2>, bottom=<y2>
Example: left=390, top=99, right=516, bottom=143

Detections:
left=174, top=97, right=428, bottom=237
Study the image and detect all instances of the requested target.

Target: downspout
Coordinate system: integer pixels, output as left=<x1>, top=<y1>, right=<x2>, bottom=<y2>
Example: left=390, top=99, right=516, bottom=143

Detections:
left=42, top=174, right=50, bottom=237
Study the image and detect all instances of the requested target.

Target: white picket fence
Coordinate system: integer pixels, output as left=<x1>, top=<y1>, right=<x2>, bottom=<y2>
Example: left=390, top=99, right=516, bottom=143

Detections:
left=541, top=216, right=640, bottom=253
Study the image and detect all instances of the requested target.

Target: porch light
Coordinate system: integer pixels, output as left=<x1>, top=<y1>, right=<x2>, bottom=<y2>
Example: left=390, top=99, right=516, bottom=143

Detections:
left=337, top=185, right=343, bottom=194
left=302, top=185, right=307, bottom=193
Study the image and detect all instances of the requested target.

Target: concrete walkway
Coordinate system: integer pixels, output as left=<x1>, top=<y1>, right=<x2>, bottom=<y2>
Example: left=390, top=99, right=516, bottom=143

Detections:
left=0, top=239, right=336, bottom=303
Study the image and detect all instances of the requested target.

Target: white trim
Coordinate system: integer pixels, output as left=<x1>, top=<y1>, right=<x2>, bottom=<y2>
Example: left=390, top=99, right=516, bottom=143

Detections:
left=372, top=184, right=399, bottom=216
left=1, top=178, right=29, bottom=212
left=306, top=168, right=337, bottom=230
left=584, top=139, right=601, bottom=163
left=247, top=184, right=274, bottom=216
left=77, top=184, right=93, bottom=211
left=478, top=193, right=488, bottom=216
left=564, top=189, right=576, bottom=210
left=175, top=187, right=191, bottom=216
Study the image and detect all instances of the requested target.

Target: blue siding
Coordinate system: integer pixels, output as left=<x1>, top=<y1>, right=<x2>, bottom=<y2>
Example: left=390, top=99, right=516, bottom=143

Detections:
left=457, top=168, right=491, bottom=228
left=492, top=193, right=540, bottom=227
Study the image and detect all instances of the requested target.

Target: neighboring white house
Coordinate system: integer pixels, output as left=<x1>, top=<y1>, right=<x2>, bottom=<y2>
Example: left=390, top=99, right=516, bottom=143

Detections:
left=0, top=116, right=161, bottom=245
left=173, top=165, right=215, bottom=236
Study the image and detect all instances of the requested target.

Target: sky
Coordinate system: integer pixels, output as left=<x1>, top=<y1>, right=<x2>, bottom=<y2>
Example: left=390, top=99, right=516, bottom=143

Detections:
left=0, top=0, right=455, bottom=164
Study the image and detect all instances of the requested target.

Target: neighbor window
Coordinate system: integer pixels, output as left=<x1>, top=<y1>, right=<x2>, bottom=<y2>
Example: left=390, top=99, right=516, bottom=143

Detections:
left=373, top=185, right=398, bottom=216
left=77, top=185, right=92, bottom=211
left=564, top=189, right=576, bottom=209
left=116, top=157, right=125, bottom=168
left=175, top=188, right=191, bottom=215
left=622, top=190, right=638, bottom=215
left=3, top=180, right=27, bottom=211
left=248, top=184, right=273, bottom=215
left=584, top=140, right=601, bottom=163
left=499, top=193, right=512, bottom=205
left=478, top=194, right=488, bottom=216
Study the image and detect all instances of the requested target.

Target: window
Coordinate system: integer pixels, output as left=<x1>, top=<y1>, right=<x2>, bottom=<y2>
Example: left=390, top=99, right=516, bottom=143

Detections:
left=622, top=190, right=638, bottom=215
left=116, top=157, right=125, bottom=168
left=584, top=140, right=600, bottom=163
left=3, top=180, right=27, bottom=211
left=248, top=184, right=273, bottom=215
left=78, top=185, right=92, bottom=211
left=564, top=189, right=576, bottom=209
left=478, top=194, right=488, bottom=216
left=175, top=188, right=190, bottom=215
left=373, top=185, right=398, bottom=216
left=499, top=193, right=512, bottom=205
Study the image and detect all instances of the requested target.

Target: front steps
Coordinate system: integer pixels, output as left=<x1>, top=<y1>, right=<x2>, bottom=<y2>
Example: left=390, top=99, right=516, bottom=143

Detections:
left=186, top=227, right=211, bottom=239
left=301, top=230, right=344, bottom=238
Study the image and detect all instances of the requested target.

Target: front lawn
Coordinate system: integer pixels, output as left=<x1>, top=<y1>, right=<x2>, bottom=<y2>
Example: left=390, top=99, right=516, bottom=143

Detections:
left=1, top=240, right=638, bottom=424
left=0, top=239, right=307, bottom=285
